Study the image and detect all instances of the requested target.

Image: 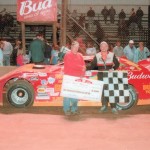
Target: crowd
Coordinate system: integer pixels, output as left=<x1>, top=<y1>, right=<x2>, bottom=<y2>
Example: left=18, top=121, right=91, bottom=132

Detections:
left=0, top=33, right=150, bottom=115
left=71, top=6, right=145, bottom=42
left=0, top=34, right=149, bottom=67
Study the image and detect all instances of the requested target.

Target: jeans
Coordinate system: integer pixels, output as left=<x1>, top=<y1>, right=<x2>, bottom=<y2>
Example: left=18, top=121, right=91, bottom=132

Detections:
left=63, top=97, right=78, bottom=113
left=3, top=54, right=10, bottom=66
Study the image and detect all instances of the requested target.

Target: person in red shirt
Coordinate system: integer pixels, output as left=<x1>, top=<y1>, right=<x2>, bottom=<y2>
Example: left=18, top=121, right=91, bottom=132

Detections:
left=63, top=41, right=85, bottom=115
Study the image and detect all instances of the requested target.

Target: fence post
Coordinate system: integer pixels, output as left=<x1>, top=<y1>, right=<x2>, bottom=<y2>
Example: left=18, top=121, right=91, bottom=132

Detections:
left=21, top=22, right=26, bottom=54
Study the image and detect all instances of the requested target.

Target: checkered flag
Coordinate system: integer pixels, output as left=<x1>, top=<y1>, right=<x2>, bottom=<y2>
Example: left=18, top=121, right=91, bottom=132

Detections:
left=98, top=71, right=129, bottom=103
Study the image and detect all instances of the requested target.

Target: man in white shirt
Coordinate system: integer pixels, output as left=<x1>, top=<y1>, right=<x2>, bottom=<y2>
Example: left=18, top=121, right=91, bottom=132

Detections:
left=86, top=42, right=97, bottom=56
left=1, top=39, right=13, bottom=66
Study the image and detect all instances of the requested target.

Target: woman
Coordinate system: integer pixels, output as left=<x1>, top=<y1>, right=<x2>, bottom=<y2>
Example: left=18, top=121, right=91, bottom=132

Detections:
left=136, top=42, right=150, bottom=62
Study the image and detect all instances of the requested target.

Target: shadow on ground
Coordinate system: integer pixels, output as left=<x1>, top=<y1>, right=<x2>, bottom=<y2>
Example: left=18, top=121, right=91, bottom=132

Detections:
left=0, top=105, right=150, bottom=121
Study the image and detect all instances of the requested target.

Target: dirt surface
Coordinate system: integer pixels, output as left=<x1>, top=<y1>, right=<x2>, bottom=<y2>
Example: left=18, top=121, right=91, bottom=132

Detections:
left=0, top=105, right=150, bottom=150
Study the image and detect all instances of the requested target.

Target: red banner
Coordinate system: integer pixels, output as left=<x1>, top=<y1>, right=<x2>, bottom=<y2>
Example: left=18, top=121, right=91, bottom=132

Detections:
left=17, top=0, right=57, bottom=22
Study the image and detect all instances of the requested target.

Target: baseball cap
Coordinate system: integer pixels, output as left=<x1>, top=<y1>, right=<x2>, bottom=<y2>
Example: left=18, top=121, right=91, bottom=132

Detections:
left=129, top=40, right=134, bottom=44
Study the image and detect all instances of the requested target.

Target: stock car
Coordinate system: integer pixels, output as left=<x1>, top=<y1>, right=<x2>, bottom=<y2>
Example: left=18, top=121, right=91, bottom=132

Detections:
left=0, top=57, right=149, bottom=110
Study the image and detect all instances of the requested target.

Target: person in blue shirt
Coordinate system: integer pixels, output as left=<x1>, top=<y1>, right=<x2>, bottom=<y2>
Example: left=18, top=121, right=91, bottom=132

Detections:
left=50, top=44, right=60, bottom=65
left=123, top=40, right=138, bottom=63
left=136, top=42, right=150, bottom=62
left=0, top=41, right=4, bottom=66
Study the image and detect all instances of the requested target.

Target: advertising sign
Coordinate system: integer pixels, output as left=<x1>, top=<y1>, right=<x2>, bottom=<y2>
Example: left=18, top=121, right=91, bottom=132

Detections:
left=17, top=0, right=57, bottom=22
left=61, top=75, right=104, bottom=101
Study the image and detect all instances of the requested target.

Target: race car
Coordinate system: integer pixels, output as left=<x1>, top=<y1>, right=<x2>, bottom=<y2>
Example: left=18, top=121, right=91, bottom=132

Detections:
left=0, top=57, right=149, bottom=110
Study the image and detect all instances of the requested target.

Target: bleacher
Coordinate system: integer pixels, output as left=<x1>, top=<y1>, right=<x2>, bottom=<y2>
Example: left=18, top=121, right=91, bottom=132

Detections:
left=0, top=11, right=149, bottom=48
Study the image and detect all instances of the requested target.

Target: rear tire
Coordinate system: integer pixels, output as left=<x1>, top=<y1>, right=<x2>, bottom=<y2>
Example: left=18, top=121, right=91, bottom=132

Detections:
left=6, top=80, right=34, bottom=108
left=116, top=85, right=138, bottom=110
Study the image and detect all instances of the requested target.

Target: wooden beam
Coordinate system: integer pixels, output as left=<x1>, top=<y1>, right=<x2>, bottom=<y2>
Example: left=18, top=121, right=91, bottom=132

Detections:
left=61, top=0, right=68, bottom=46
left=53, top=22, right=57, bottom=45
left=21, top=22, right=26, bottom=55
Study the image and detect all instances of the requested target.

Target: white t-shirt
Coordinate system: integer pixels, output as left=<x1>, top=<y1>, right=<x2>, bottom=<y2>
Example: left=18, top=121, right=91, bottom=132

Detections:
left=86, top=47, right=97, bottom=56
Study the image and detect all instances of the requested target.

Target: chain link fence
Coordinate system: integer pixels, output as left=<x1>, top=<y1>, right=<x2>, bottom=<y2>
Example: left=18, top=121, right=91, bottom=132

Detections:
left=67, top=4, right=149, bottom=49
left=0, top=4, right=149, bottom=49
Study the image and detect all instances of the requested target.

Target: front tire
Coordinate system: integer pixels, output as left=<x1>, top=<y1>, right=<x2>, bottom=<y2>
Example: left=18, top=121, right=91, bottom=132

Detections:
left=116, top=85, right=138, bottom=110
left=6, top=80, right=34, bottom=108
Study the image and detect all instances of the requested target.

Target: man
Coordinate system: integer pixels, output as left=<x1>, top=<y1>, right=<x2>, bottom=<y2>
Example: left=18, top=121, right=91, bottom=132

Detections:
left=113, top=41, right=124, bottom=57
left=87, top=41, right=120, bottom=114
left=101, top=6, right=109, bottom=24
left=1, top=38, right=13, bottom=66
left=136, top=7, right=144, bottom=30
left=118, top=9, right=126, bottom=24
left=109, top=6, right=116, bottom=24
left=63, top=41, right=85, bottom=115
left=29, top=33, right=45, bottom=64
left=124, top=40, right=137, bottom=62
left=87, top=7, right=95, bottom=32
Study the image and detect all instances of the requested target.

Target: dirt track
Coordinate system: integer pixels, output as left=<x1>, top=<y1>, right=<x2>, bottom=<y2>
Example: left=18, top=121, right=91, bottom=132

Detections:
left=0, top=105, right=150, bottom=150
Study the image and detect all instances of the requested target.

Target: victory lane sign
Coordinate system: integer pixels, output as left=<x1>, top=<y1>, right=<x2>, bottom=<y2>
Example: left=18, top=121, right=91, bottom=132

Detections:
left=60, top=75, right=104, bottom=102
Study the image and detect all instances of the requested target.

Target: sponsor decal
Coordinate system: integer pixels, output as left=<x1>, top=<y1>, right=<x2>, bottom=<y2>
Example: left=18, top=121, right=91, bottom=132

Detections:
left=54, top=84, right=61, bottom=92
left=128, top=72, right=150, bottom=80
left=143, top=85, right=150, bottom=94
left=45, top=88, right=59, bottom=96
left=38, top=72, right=47, bottom=77
left=22, top=73, right=38, bottom=78
left=48, top=77, right=55, bottom=84
left=41, top=79, right=48, bottom=85
left=30, top=76, right=39, bottom=81
left=36, top=93, right=50, bottom=100
left=55, top=74, right=63, bottom=79
left=37, top=87, right=46, bottom=93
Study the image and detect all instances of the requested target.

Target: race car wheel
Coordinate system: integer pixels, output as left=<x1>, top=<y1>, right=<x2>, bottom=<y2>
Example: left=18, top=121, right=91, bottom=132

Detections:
left=116, top=85, right=138, bottom=110
left=6, top=80, right=34, bottom=108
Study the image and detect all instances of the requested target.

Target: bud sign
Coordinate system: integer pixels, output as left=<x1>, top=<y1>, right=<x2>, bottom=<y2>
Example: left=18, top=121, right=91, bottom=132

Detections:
left=17, top=0, right=57, bottom=22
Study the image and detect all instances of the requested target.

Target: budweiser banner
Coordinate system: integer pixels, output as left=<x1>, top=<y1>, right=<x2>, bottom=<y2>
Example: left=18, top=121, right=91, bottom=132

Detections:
left=17, top=0, right=57, bottom=22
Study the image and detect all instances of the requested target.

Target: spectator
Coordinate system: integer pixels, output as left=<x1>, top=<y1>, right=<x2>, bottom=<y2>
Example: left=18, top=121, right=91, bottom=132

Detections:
left=129, top=10, right=138, bottom=36
left=1, top=38, right=13, bottom=66
left=76, top=37, right=86, bottom=55
left=29, top=33, right=45, bottom=64
left=16, top=47, right=24, bottom=66
left=72, top=9, right=78, bottom=20
left=11, top=39, right=21, bottom=66
left=124, top=40, right=137, bottom=63
left=63, top=41, right=85, bottom=115
left=0, top=41, right=4, bottom=66
left=118, top=9, right=126, bottom=24
left=87, top=7, right=95, bottom=32
left=130, top=8, right=135, bottom=16
left=87, top=7, right=95, bottom=22
left=94, top=21, right=105, bottom=43
left=109, top=43, right=114, bottom=52
left=118, top=20, right=128, bottom=37
left=50, top=44, right=59, bottom=65
left=101, top=6, right=109, bottom=24
left=86, top=41, right=97, bottom=56
left=137, top=42, right=150, bottom=61
left=44, top=40, right=52, bottom=65
left=78, top=13, right=86, bottom=28
left=113, top=41, right=124, bottom=57
left=109, top=6, right=116, bottom=24
left=87, top=41, right=120, bottom=114
left=136, top=7, right=144, bottom=30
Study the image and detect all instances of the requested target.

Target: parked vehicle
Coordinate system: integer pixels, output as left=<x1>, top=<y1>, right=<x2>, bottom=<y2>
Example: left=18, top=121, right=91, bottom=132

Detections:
left=0, top=57, right=149, bottom=110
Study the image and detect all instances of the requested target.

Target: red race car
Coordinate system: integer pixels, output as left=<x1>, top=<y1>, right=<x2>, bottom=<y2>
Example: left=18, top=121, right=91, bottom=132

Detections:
left=0, top=57, right=149, bottom=110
